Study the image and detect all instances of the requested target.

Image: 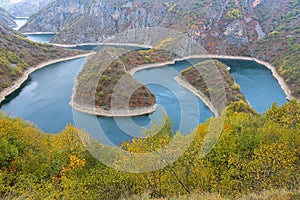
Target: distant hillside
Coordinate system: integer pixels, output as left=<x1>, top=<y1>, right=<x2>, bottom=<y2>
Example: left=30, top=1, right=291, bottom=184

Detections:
left=0, top=25, right=84, bottom=95
left=0, top=0, right=12, bottom=9
left=0, top=0, right=54, bottom=17
left=0, top=7, right=16, bottom=27
left=20, top=0, right=300, bottom=97
left=20, top=0, right=290, bottom=47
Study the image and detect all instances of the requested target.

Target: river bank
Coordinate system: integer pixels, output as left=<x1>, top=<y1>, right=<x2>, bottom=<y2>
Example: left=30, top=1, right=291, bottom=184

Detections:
left=51, top=42, right=152, bottom=49
left=23, top=32, right=58, bottom=35
left=128, top=54, right=294, bottom=101
left=47, top=42, right=294, bottom=100
left=0, top=52, right=95, bottom=104
left=71, top=52, right=293, bottom=117
left=69, top=54, right=157, bottom=117
left=207, top=55, right=295, bottom=100
left=174, top=76, right=219, bottom=117
left=1, top=39, right=292, bottom=117
left=70, top=100, right=157, bottom=117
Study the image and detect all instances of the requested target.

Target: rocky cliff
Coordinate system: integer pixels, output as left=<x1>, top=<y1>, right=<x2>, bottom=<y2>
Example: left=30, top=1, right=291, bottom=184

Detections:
left=20, top=0, right=286, bottom=46
left=1, top=0, right=54, bottom=17
left=0, top=7, right=16, bottom=27
left=20, top=0, right=300, bottom=97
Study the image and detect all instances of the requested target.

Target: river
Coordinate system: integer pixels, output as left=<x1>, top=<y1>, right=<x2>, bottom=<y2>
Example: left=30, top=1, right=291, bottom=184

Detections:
left=0, top=27, right=287, bottom=145
left=13, top=17, right=28, bottom=30
left=13, top=18, right=55, bottom=43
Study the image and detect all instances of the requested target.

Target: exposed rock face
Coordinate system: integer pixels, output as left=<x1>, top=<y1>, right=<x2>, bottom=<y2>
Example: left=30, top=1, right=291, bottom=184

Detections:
left=4, top=0, right=54, bottom=17
left=20, top=0, right=288, bottom=48
left=21, top=0, right=173, bottom=42
left=0, top=8, right=16, bottom=27
left=224, top=20, right=249, bottom=44
left=17, top=0, right=300, bottom=96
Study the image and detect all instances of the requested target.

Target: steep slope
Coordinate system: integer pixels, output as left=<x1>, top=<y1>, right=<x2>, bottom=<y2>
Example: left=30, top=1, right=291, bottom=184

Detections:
left=0, top=100, right=299, bottom=199
left=0, top=7, right=16, bottom=27
left=21, top=0, right=288, bottom=46
left=20, top=0, right=300, bottom=97
left=21, top=0, right=173, bottom=39
left=1, top=0, right=54, bottom=17
left=0, top=25, right=85, bottom=98
left=248, top=0, right=300, bottom=96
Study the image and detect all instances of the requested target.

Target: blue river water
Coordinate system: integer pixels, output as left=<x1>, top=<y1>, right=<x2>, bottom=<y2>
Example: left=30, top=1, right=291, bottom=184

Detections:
left=0, top=32, right=287, bottom=145
left=25, top=34, right=55, bottom=43
left=14, top=18, right=55, bottom=43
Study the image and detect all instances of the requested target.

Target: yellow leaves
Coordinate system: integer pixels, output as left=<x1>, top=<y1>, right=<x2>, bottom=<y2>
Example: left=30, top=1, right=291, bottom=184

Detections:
left=1, top=101, right=300, bottom=198
left=247, top=143, right=298, bottom=190
left=61, top=154, right=86, bottom=174
left=51, top=124, right=85, bottom=153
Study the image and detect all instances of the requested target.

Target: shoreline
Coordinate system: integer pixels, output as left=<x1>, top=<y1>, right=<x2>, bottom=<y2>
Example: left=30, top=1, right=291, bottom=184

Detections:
left=23, top=32, right=58, bottom=35
left=0, top=52, right=95, bottom=104
left=70, top=100, right=157, bottom=117
left=69, top=68, right=157, bottom=117
left=9, top=34, right=293, bottom=100
left=128, top=54, right=294, bottom=101
left=51, top=42, right=152, bottom=49
left=1, top=39, right=294, bottom=117
left=46, top=41, right=294, bottom=101
left=72, top=53, right=294, bottom=117
left=174, top=76, right=219, bottom=117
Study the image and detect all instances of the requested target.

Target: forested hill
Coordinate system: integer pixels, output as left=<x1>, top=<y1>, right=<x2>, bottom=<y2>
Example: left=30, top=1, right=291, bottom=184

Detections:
left=20, top=0, right=300, bottom=97
left=0, top=7, right=16, bottom=27
left=250, top=0, right=300, bottom=97
left=0, top=99, right=299, bottom=199
left=0, top=24, right=85, bottom=94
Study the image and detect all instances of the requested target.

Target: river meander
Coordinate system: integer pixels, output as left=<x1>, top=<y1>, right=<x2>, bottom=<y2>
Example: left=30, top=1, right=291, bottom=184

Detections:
left=0, top=27, right=287, bottom=145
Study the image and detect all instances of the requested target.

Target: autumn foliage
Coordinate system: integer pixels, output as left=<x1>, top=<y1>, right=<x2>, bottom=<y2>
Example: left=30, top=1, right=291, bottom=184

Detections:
left=0, top=100, right=299, bottom=199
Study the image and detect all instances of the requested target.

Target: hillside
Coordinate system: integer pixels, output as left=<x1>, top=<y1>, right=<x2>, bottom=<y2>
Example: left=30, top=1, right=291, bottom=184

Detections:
left=72, top=47, right=157, bottom=116
left=0, top=7, right=16, bottom=27
left=0, top=0, right=54, bottom=17
left=0, top=99, right=299, bottom=199
left=0, top=25, right=85, bottom=97
left=20, top=0, right=300, bottom=97
left=248, top=0, right=300, bottom=97
left=180, top=60, right=253, bottom=112
left=73, top=46, right=180, bottom=116
left=20, top=0, right=293, bottom=48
